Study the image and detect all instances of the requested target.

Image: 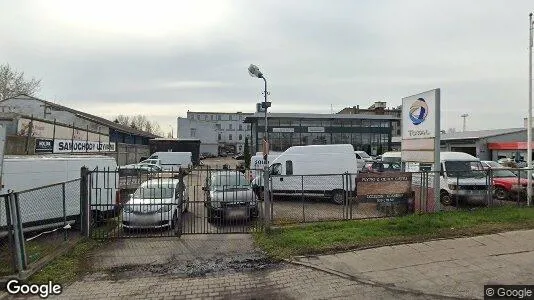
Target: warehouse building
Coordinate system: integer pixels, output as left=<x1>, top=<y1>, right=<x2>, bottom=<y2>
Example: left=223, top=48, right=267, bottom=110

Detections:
left=439, top=128, right=529, bottom=161
left=0, top=94, right=159, bottom=165
left=243, top=113, right=399, bottom=155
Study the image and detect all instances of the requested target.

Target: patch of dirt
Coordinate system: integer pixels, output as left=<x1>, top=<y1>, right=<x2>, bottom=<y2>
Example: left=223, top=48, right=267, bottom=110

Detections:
left=106, top=253, right=281, bottom=280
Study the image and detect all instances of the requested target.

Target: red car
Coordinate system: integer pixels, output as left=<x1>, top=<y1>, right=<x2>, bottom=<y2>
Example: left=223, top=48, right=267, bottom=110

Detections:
left=491, top=168, right=531, bottom=200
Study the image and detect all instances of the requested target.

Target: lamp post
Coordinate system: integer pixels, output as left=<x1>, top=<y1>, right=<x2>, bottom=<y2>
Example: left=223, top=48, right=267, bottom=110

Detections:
left=248, top=64, right=271, bottom=226
left=528, top=13, right=533, bottom=206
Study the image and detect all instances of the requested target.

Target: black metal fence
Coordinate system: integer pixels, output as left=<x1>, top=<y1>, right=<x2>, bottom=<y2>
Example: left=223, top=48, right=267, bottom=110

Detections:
left=0, top=179, right=81, bottom=278
left=87, top=166, right=264, bottom=239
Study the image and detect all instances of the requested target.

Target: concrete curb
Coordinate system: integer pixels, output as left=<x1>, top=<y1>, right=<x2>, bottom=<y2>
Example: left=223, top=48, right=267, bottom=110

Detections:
left=285, top=258, right=477, bottom=300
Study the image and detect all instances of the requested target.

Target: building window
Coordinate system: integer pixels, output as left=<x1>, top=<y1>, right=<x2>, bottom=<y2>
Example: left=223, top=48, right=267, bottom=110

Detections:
left=229, top=134, right=233, bottom=141
left=239, top=134, right=243, bottom=141
left=204, top=115, right=208, bottom=120
left=190, top=128, right=196, bottom=137
left=246, top=124, right=251, bottom=131
left=229, top=124, right=233, bottom=130
left=197, top=114, right=200, bottom=120
left=218, top=134, right=221, bottom=141
left=216, top=124, right=221, bottom=130
left=217, top=115, right=221, bottom=121
left=239, top=124, right=243, bottom=131
left=286, top=160, right=293, bottom=175
left=211, top=115, right=214, bottom=120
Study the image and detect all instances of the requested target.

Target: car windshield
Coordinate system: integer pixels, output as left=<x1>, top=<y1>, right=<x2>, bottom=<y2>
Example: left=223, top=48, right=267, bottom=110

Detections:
left=492, top=169, right=517, bottom=178
left=212, top=174, right=249, bottom=190
left=358, top=152, right=371, bottom=158
left=133, top=184, right=175, bottom=199
left=444, top=161, right=486, bottom=178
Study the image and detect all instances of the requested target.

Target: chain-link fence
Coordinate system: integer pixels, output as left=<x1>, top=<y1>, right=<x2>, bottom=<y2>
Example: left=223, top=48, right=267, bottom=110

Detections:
left=0, top=194, right=16, bottom=277
left=0, top=179, right=82, bottom=277
left=266, top=167, right=534, bottom=226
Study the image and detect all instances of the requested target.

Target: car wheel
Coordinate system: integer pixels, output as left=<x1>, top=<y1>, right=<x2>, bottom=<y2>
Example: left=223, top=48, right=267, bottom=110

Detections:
left=494, top=187, right=509, bottom=200
left=440, top=191, right=454, bottom=206
left=331, top=190, right=345, bottom=205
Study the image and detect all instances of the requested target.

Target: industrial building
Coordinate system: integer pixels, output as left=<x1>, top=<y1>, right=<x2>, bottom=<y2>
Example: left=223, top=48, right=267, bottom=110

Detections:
left=337, top=101, right=402, bottom=137
left=439, top=128, right=529, bottom=161
left=179, top=111, right=253, bottom=155
left=244, top=113, right=400, bottom=155
left=176, top=118, right=218, bottom=156
left=0, top=94, right=159, bottom=165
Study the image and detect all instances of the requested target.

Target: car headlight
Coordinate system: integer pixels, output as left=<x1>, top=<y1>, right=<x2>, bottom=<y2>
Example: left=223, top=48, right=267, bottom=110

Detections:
left=448, top=184, right=457, bottom=190
left=157, top=205, right=172, bottom=213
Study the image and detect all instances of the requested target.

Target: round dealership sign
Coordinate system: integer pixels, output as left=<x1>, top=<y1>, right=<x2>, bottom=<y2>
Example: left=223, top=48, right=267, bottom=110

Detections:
left=409, top=98, right=428, bottom=125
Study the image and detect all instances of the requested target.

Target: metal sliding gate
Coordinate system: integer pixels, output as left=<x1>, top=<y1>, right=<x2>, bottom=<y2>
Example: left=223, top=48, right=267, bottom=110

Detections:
left=86, top=166, right=264, bottom=239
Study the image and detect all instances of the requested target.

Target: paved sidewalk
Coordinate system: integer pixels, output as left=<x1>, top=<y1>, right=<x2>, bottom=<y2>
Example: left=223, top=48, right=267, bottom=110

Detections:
left=89, top=234, right=258, bottom=269
left=293, top=229, right=534, bottom=299
left=16, top=264, right=446, bottom=300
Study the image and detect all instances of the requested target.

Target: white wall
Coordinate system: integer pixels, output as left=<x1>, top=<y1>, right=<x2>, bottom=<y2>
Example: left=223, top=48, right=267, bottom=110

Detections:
left=177, top=117, right=218, bottom=155
left=185, top=112, right=253, bottom=153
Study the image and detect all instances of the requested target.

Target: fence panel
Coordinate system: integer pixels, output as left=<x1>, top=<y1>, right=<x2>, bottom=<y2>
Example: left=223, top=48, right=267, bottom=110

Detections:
left=0, top=194, right=16, bottom=277
left=15, top=179, right=81, bottom=269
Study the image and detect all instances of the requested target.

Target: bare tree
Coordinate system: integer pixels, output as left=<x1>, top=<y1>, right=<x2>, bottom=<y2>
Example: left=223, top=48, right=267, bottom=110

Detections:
left=114, top=115, right=131, bottom=126
left=114, top=114, right=163, bottom=136
left=0, top=63, right=42, bottom=100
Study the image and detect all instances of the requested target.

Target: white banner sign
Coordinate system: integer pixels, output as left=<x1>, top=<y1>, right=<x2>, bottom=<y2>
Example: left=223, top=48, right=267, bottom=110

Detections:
left=273, top=128, right=294, bottom=133
left=308, top=127, right=325, bottom=133
left=53, top=139, right=116, bottom=153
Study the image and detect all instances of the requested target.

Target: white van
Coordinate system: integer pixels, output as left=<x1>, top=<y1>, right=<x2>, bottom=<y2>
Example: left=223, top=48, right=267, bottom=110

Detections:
left=354, top=151, right=374, bottom=170
left=248, top=153, right=282, bottom=182
left=410, top=152, right=489, bottom=206
left=0, top=155, right=119, bottom=231
left=254, top=144, right=359, bottom=204
left=146, top=152, right=193, bottom=172
left=381, top=151, right=401, bottom=163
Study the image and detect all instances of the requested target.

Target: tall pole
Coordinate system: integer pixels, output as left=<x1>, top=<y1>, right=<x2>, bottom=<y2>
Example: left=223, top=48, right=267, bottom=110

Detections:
left=262, top=76, right=270, bottom=226
left=528, top=12, right=533, bottom=206
left=461, top=114, right=468, bottom=132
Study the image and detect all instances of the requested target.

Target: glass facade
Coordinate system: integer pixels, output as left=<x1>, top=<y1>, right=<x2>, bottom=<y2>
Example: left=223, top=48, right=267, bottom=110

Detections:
left=248, top=117, right=394, bottom=156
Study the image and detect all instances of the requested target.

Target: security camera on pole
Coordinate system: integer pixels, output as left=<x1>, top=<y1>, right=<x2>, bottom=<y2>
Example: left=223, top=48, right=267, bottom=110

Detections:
left=248, top=64, right=272, bottom=226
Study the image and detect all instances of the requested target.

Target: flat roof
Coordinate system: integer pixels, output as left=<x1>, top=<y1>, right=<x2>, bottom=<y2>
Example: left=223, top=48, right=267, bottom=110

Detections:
left=244, top=112, right=399, bottom=122
left=441, top=128, right=525, bottom=141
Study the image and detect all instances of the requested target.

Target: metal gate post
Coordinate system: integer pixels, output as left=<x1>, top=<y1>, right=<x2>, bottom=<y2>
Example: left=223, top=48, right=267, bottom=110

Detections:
left=263, top=166, right=271, bottom=231
left=14, top=193, right=27, bottom=269
left=80, top=167, right=90, bottom=237
left=176, top=170, right=184, bottom=237
left=8, top=192, right=25, bottom=274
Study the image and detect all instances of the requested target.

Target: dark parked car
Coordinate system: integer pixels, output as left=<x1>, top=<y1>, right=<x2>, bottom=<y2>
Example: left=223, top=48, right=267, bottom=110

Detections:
left=202, top=171, right=259, bottom=222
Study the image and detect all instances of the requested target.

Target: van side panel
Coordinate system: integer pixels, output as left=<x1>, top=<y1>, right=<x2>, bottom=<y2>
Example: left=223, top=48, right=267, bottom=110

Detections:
left=270, top=145, right=358, bottom=196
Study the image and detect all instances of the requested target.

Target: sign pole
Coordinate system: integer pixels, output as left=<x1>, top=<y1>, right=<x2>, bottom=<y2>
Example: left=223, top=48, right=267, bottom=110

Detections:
left=434, top=89, right=441, bottom=212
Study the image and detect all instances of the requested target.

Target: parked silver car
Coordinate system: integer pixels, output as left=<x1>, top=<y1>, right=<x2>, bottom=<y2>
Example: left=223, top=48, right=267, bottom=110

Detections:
left=122, top=179, right=189, bottom=230
left=203, top=171, right=259, bottom=223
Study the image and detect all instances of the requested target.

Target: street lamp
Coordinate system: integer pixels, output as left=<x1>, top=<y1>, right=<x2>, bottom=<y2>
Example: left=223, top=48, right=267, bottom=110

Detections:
left=248, top=64, right=271, bottom=226
left=528, top=13, right=533, bottom=206
left=248, top=64, right=271, bottom=155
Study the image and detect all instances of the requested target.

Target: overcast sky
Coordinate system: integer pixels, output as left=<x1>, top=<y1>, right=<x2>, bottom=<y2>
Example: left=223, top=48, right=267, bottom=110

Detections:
left=1, top=0, right=533, bottom=135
